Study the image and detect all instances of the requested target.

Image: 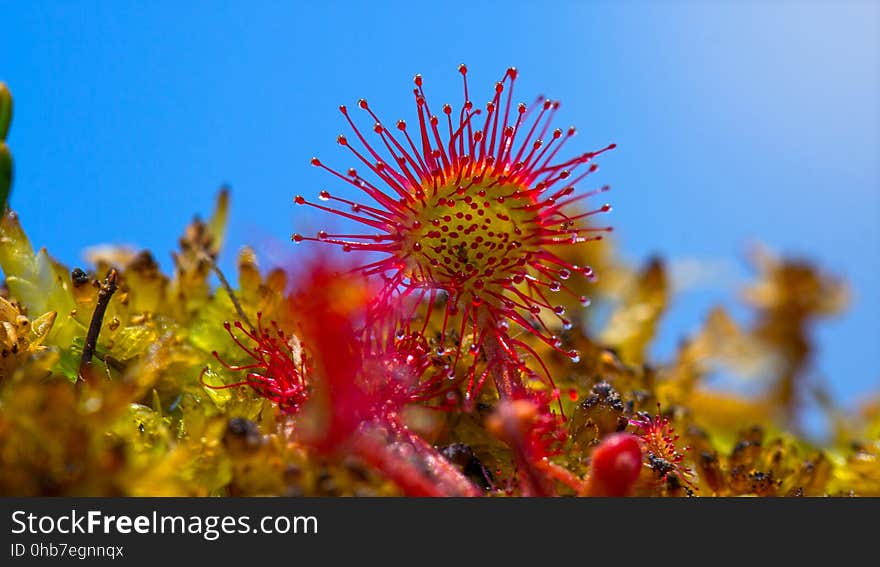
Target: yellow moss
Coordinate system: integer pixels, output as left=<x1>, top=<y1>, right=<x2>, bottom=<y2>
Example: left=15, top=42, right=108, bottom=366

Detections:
left=0, top=187, right=876, bottom=497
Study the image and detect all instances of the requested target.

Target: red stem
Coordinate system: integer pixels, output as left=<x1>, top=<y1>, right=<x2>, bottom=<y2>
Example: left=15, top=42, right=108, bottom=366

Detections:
left=482, top=324, right=557, bottom=497
left=351, top=420, right=482, bottom=497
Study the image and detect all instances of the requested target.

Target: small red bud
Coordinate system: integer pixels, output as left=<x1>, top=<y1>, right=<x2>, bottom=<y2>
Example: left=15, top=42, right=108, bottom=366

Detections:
left=589, top=433, right=642, bottom=497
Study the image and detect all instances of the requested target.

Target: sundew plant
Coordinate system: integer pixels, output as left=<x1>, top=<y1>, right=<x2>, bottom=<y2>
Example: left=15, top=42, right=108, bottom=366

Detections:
left=0, top=70, right=877, bottom=497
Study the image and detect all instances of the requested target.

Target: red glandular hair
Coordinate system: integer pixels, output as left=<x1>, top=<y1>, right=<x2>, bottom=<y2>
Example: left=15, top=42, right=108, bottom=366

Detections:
left=293, top=65, right=614, bottom=402
left=204, top=314, right=309, bottom=414
left=288, top=261, right=481, bottom=496
left=629, top=405, right=696, bottom=490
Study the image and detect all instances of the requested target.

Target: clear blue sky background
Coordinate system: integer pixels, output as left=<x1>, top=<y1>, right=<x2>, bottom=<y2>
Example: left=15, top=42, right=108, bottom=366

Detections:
left=2, top=1, right=878, bottom=414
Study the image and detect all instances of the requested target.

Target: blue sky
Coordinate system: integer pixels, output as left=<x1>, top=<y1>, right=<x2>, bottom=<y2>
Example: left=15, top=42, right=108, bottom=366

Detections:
left=2, top=1, right=878, bottom=412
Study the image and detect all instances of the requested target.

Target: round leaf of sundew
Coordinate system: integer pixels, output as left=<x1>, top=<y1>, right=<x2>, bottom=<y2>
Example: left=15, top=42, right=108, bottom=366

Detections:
left=0, top=83, right=11, bottom=141
left=0, top=143, right=10, bottom=210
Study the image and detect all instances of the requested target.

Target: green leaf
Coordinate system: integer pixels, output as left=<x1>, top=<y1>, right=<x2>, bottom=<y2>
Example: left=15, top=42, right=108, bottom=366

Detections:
left=0, top=83, right=11, bottom=142
left=0, top=143, right=10, bottom=210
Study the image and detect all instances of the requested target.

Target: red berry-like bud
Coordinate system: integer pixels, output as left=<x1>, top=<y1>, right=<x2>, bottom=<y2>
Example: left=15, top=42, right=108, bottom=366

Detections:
left=589, top=433, right=642, bottom=497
